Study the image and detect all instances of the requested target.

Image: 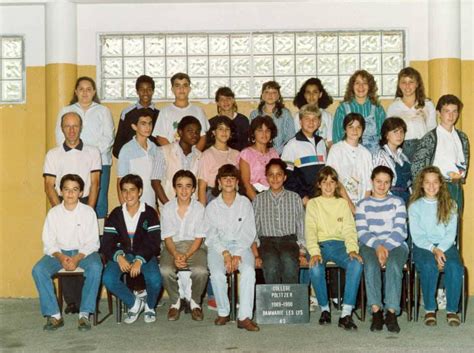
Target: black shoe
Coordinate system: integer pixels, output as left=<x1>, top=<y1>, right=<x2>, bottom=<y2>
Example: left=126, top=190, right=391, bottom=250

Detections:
left=385, top=311, right=400, bottom=333
left=64, top=303, right=79, bottom=314
left=370, top=311, right=384, bottom=332
left=318, top=311, right=331, bottom=325
left=338, top=315, right=357, bottom=330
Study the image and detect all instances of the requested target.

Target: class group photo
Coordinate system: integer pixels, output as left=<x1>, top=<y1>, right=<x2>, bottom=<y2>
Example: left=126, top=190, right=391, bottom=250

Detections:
left=1, top=0, right=473, bottom=352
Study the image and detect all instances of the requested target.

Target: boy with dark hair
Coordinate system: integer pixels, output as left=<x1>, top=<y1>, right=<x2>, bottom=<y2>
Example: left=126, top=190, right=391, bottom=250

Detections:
left=32, top=174, right=102, bottom=331
left=113, top=75, right=159, bottom=158
left=152, top=73, right=209, bottom=151
left=102, top=174, right=162, bottom=324
left=118, top=108, right=159, bottom=209
left=151, top=116, right=202, bottom=206
left=160, top=170, right=208, bottom=321
left=412, top=94, right=469, bottom=212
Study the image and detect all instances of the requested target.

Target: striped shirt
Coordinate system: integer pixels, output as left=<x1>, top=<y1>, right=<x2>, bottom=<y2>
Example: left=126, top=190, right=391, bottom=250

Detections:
left=253, top=189, right=305, bottom=247
left=355, top=195, right=407, bottom=251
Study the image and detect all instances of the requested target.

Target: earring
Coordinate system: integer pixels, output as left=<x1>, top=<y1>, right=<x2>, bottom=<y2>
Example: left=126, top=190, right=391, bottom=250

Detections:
left=218, top=184, right=222, bottom=191
left=235, top=185, right=239, bottom=192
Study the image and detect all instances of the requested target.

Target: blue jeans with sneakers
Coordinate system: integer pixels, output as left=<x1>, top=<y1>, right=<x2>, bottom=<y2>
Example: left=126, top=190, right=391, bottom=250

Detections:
left=103, top=255, right=162, bottom=309
left=32, top=250, right=103, bottom=316
left=309, top=240, right=363, bottom=308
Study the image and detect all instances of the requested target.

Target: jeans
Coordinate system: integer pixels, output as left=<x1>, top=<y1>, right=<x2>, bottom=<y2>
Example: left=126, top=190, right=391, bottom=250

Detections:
left=103, top=255, right=162, bottom=308
left=360, top=244, right=408, bottom=315
left=413, top=245, right=463, bottom=313
left=208, top=246, right=255, bottom=320
left=95, top=165, right=111, bottom=219
left=260, top=235, right=299, bottom=284
left=309, top=240, right=363, bottom=308
left=32, top=251, right=103, bottom=316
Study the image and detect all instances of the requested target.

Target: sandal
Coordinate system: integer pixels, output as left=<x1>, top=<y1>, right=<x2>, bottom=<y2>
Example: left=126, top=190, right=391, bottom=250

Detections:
left=424, top=312, right=437, bottom=326
left=446, top=313, right=460, bottom=327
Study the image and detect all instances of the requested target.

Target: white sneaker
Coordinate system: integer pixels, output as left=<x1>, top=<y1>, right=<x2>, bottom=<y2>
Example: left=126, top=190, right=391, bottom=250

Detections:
left=124, top=299, right=145, bottom=324
left=144, top=310, right=156, bottom=323
left=437, top=289, right=447, bottom=310
left=134, top=289, right=147, bottom=301
left=310, top=296, right=318, bottom=312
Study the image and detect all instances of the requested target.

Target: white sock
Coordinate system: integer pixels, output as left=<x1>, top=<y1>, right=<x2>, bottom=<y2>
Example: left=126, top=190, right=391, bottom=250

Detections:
left=341, top=304, right=353, bottom=318
left=51, top=313, right=61, bottom=320
left=79, top=312, right=89, bottom=320
left=145, top=303, right=154, bottom=313
left=130, top=298, right=141, bottom=312
left=190, top=299, right=200, bottom=310
left=320, top=305, right=330, bottom=313
left=171, top=299, right=181, bottom=310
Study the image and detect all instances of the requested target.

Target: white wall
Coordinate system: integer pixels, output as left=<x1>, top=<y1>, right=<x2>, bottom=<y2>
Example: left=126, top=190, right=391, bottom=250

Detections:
left=0, top=4, right=45, bottom=66
left=76, top=0, right=431, bottom=65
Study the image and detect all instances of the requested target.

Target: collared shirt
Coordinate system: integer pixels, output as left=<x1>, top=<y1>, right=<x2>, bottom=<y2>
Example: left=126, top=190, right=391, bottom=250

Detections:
left=118, top=137, right=158, bottom=209
left=55, top=102, right=115, bottom=165
left=386, top=98, right=437, bottom=140
left=205, top=193, right=256, bottom=256
left=151, top=142, right=200, bottom=181
left=161, top=198, right=206, bottom=242
left=122, top=202, right=147, bottom=245
left=42, top=202, right=100, bottom=257
left=43, top=140, right=102, bottom=197
left=326, top=141, right=373, bottom=203
left=253, top=189, right=305, bottom=247
left=152, top=103, right=209, bottom=143
left=433, top=125, right=466, bottom=179
left=372, top=144, right=410, bottom=186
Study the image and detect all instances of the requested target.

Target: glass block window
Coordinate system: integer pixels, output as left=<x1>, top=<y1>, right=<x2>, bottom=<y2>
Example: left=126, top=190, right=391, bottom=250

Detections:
left=0, top=36, right=24, bottom=103
left=99, top=31, right=404, bottom=101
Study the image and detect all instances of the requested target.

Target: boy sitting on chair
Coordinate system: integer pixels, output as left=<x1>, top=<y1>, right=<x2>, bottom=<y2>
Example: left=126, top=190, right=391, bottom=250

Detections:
left=32, top=174, right=103, bottom=331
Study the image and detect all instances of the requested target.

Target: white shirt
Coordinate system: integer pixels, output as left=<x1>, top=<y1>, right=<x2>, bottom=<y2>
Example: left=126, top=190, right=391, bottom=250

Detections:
left=293, top=109, right=333, bottom=142
left=152, top=103, right=209, bottom=143
left=161, top=198, right=206, bottom=242
left=42, top=202, right=100, bottom=257
left=326, top=141, right=373, bottom=203
left=386, top=98, right=436, bottom=140
left=433, top=125, right=466, bottom=179
left=55, top=103, right=115, bottom=165
left=43, top=142, right=102, bottom=198
left=122, top=201, right=146, bottom=235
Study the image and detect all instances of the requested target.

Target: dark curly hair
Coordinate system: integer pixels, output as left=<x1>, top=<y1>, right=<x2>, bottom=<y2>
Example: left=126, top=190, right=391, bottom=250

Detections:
left=343, top=70, right=379, bottom=105
left=293, top=77, right=333, bottom=109
left=249, top=115, right=278, bottom=148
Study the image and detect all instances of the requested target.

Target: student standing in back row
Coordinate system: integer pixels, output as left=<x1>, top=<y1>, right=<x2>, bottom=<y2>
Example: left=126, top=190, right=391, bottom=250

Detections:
left=333, top=70, right=386, bottom=155
left=113, top=75, right=159, bottom=158
left=249, top=81, right=296, bottom=155
left=152, top=73, right=209, bottom=151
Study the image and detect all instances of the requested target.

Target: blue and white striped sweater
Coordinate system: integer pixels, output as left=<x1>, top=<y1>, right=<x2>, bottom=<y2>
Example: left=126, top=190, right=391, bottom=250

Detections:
left=355, top=195, right=407, bottom=250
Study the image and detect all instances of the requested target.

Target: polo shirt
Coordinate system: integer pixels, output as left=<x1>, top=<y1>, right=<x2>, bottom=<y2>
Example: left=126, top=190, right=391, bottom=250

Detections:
left=118, top=137, right=158, bottom=209
left=42, top=201, right=100, bottom=257
left=43, top=140, right=101, bottom=198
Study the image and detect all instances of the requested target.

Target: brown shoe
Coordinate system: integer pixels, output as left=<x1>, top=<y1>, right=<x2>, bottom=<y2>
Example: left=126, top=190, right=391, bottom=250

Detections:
left=214, top=315, right=230, bottom=326
left=237, top=318, right=260, bottom=332
left=167, top=307, right=180, bottom=321
left=43, top=317, right=64, bottom=331
left=191, top=307, right=204, bottom=321
left=424, top=312, right=437, bottom=326
left=447, top=313, right=460, bottom=327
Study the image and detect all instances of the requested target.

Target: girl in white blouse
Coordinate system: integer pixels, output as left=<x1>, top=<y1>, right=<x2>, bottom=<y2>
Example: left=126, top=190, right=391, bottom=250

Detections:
left=387, top=67, right=436, bottom=161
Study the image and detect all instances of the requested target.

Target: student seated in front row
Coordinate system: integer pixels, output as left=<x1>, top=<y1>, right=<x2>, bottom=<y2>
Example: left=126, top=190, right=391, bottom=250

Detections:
left=305, top=166, right=363, bottom=330
left=205, top=164, right=260, bottom=332
left=253, top=158, right=305, bottom=284
left=409, top=166, right=464, bottom=327
left=102, top=174, right=162, bottom=324
left=356, top=166, right=408, bottom=333
left=32, top=174, right=103, bottom=331
left=160, top=170, right=209, bottom=322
